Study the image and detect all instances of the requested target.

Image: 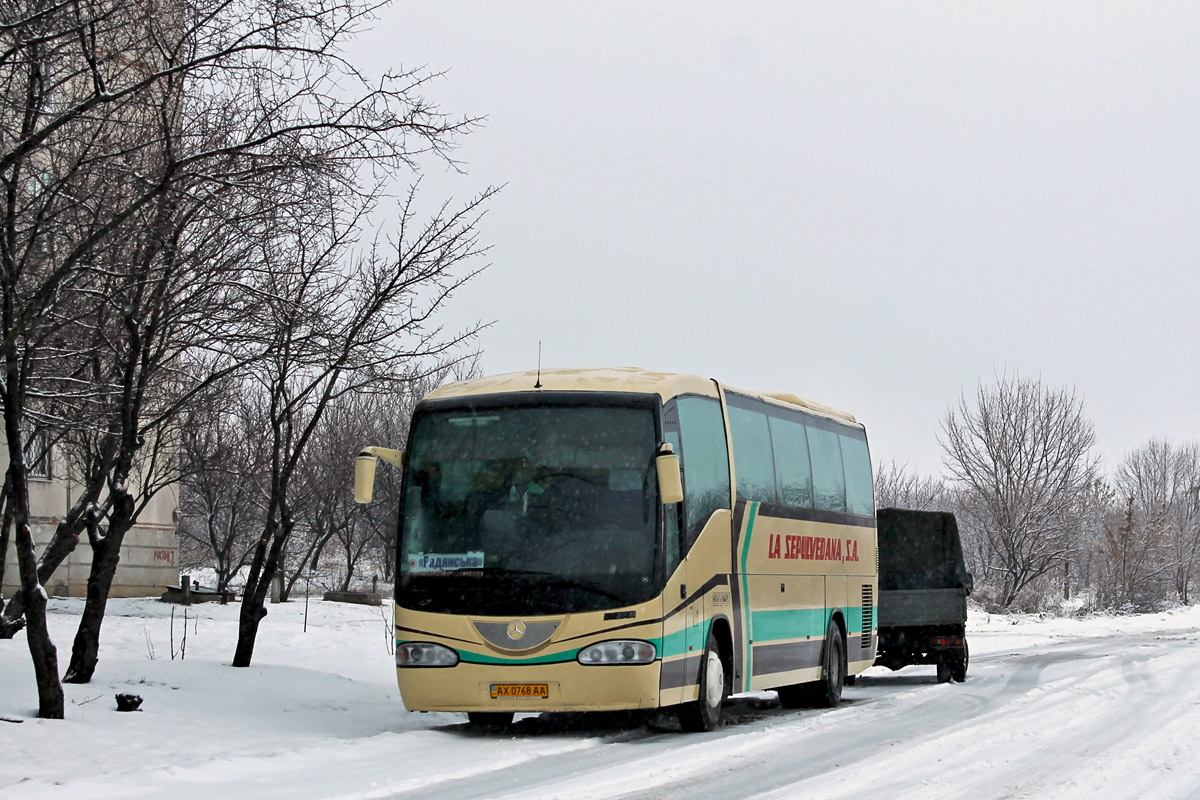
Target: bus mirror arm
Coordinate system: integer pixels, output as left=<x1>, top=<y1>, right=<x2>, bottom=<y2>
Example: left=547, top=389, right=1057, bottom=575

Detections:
left=655, top=443, right=684, bottom=505
left=354, top=446, right=404, bottom=504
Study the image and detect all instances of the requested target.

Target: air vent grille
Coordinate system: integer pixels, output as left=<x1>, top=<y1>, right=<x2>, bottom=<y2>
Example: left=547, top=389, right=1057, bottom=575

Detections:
left=861, top=584, right=874, bottom=651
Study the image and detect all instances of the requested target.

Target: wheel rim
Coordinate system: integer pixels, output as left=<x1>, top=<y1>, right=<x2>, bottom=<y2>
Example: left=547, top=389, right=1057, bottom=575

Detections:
left=704, top=651, right=724, bottom=709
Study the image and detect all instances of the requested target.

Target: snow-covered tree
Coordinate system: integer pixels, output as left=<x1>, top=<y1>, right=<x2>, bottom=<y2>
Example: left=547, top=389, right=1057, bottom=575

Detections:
left=873, top=460, right=946, bottom=512
left=2, top=0, right=485, bottom=714
left=230, top=183, right=492, bottom=668
left=939, top=375, right=1099, bottom=609
left=1114, top=439, right=1200, bottom=604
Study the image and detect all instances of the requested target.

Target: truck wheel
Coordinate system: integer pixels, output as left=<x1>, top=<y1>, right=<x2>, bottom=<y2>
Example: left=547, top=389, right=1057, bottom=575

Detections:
left=950, top=638, right=969, bottom=683
left=678, top=628, right=726, bottom=732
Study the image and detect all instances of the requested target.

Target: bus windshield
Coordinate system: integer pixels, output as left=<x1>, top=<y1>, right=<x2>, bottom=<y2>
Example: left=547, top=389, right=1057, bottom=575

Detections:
left=399, top=401, right=661, bottom=615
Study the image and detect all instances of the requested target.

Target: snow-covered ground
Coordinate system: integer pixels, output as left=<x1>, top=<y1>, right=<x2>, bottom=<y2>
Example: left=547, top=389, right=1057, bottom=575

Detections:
left=3, top=597, right=1199, bottom=799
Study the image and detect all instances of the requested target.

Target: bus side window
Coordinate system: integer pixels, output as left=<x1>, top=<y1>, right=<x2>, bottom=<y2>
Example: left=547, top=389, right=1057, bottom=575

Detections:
left=728, top=403, right=778, bottom=504
left=841, top=433, right=874, bottom=516
left=769, top=415, right=814, bottom=508
left=807, top=425, right=847, bottom=512
left=676, top=396, right=731, bottom=550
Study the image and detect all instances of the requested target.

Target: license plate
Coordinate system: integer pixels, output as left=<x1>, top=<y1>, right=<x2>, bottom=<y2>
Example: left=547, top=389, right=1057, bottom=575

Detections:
left=490, top=683, right=549, bottom=699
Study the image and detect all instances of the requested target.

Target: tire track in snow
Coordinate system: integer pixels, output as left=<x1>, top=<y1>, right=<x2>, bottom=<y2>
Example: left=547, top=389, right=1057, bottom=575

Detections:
left=394, top=629, right=1198, bottom=800
left=593, top=640, right=1125, bottom=800
left=758, top=631, right=1200, bottom=800
left=387, top=649, right=1072, bottom=800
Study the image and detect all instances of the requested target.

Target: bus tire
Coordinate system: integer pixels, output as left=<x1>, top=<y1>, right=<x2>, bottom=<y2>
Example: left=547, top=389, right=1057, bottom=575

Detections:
left=677, top=628, right=726, bottom=732
left=777, top=624, right=847, bottom=709
left=806, top=624, right=846, bottom=708
left=467, top=711, right=514, bottom=729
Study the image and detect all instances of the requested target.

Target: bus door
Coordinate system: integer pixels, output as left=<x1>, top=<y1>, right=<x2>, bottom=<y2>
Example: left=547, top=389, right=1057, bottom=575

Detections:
left=682, top=554, right=706, bottom=695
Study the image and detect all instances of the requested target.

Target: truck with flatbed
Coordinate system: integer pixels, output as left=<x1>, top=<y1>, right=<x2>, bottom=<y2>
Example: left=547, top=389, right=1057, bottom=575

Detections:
left=875, top=508, right=972, bottom=683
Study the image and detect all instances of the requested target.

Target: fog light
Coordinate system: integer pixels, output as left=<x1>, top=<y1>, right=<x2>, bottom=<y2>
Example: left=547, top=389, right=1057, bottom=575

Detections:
left=577, top=640, right=656, bottom=665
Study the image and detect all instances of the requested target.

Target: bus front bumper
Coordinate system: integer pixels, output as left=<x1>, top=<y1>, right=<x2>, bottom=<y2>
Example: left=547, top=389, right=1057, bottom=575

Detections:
left=397, top=661, right=663, bottom=713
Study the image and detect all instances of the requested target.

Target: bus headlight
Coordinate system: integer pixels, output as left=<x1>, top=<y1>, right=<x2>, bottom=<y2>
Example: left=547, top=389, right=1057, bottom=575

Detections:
left=577, top=640, right=656, bottom=665
left=396, top=642, right=459, bottom=667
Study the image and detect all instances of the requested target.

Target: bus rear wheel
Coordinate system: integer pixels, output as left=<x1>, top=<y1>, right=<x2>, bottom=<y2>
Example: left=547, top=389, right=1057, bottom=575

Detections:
left=780, top=624, right=845, bottom=709
left=677, top=628, right=726, bottom=732
left=810, top=625, right=845, bottom=707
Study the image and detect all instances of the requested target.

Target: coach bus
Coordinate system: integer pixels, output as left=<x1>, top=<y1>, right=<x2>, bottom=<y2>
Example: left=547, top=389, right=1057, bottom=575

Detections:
left=354, top=368, right=877, bottom=731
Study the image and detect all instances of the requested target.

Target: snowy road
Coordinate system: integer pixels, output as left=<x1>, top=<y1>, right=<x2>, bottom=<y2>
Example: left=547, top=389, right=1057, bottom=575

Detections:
left=366, top=627, right=1200, bottom=800
left=3, top=600, right=1199, bottom=800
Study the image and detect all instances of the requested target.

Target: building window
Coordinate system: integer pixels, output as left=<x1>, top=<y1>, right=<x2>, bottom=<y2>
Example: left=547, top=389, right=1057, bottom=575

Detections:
left=25, top=427, right=51, bottom=479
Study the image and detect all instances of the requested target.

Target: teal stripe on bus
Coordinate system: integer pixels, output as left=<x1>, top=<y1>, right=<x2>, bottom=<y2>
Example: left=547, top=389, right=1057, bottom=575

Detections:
left=846, top=606, right=861, bottom=633
left=658, top=627, right=688, bottom=659
left=750, top=606, right=879, bottom=641
left=750, top=608, right=830, bottom=642
left=845, top=606, right=879, bottom=634
left=740, top=501, right=760, bottom=691
left=397, top=632, right=695, bottom=666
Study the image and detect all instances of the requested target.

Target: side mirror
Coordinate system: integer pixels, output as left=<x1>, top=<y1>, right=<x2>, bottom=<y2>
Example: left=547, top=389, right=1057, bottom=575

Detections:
left=354, top=453, right=378, bottom=504
left=655, top=443, right=683, bottom=505
left=354, top=446, right=404, bottom=504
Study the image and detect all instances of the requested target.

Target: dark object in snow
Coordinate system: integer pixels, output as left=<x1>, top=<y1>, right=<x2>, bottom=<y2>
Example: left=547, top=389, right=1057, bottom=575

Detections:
left=322, top=590, right=383, bottom=606
left=875, top=509, right=971, bottom=683
left=115, top=693, right=143, bottom=712
left=160, top=584, right=235, bottom=605
left=0, top=716, right=24, bottom=723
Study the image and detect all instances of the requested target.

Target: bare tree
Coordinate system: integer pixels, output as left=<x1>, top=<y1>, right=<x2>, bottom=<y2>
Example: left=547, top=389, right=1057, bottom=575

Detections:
left=301, top=375, right=443, bottom=592
left=1098, top=495, right=1171, bottom=611
left=939, top=375, right=1099, bottom=609
left=178, top=387, right=267, bottom=594
left=288, top=397, right=374, bottom=596
left=179, top=351, right=471, bottom=600
left=231, top=184, right=492, bottom=668
left=1065, top=478, right=1114, bottom=606
left=1114, top=439, right=1200, bottom=604
left=2, top=0, right=481, bottom=714
left=874, top=461, right=946, bottom=511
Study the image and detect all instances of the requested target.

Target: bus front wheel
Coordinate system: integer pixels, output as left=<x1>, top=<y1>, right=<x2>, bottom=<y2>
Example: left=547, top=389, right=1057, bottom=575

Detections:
left=677, top=628, right=726, bottom=732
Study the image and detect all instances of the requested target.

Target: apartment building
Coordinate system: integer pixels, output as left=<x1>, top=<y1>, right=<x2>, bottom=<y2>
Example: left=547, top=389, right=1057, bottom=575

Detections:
left=1, top=434, right=179, bottom=598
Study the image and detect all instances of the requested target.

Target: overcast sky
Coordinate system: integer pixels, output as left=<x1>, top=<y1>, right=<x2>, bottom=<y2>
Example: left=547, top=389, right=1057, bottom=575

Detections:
left=357, top=2, right=1200, bottom=479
